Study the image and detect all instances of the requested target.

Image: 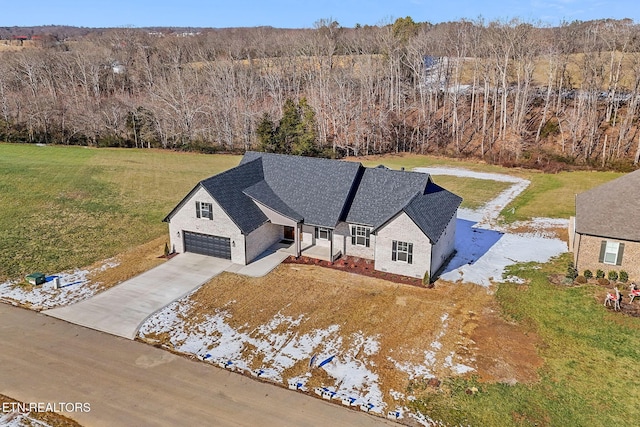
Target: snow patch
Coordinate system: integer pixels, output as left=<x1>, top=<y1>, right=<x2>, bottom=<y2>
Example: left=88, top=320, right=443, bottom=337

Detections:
left=0, top=260, right=119, bottom=309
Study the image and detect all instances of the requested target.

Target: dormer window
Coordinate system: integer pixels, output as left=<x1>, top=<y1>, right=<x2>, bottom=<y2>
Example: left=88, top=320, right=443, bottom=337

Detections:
left=196, top=201, right=213, bottom=220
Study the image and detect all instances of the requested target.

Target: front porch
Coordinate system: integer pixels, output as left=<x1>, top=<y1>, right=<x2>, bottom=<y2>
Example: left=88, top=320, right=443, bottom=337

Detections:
left=277, top=240, right=342, bottom=262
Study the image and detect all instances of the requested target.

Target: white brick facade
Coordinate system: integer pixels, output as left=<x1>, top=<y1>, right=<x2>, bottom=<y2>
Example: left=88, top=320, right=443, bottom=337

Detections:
left=167, top=186, right=246, bottom=264
left=374, top=212, right=432, bottom=279
left=429, top=213, right=457, bottom=275
left=245, top=222, right=282, bottom=264
left=334, top=222, right=375, bottom=259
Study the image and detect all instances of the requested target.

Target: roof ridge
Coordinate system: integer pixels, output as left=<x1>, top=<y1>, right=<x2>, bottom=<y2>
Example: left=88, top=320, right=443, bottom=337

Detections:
left=201, top=156, right=263, bottom=185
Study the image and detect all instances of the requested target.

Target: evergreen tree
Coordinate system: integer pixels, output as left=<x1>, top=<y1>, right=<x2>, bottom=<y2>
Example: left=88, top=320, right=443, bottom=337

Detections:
left=257, top=98, right=319, bottom=156
left=256, top=113, right=277, bottom=153
left=292, top=98, right=318, bottom=156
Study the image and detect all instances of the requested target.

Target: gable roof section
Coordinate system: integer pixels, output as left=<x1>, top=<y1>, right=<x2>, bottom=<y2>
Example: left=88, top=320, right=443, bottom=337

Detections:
left=164, top=158, right=268, bottom=234
left=241, top=151, right=362, bottom=228
left=402, top=181, right=463, bottom=243
left=243, top=180, right=304, bottom=221
left=346, top=167, right=431, bottom=228
left=575, top=169, right=640, bottom=241
left=199, top=158, right=269, bottom=234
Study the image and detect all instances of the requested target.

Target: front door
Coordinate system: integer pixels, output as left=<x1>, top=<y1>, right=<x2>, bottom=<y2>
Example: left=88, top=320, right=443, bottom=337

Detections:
left=283, top=226, right=295, bottom=241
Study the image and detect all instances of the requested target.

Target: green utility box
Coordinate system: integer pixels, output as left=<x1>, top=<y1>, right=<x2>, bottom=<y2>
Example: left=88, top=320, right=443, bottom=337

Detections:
left=25, top=272, right=46, bottom=286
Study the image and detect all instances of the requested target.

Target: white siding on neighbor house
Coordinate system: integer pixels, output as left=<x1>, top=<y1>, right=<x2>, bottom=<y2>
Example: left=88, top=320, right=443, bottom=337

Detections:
left=429, top=212, right=457, bottom=276
left=167, top=186, right=246, bottom=264
left=334, top=222, right=375, bottom=259
left=245, top=222, right=282, bottom=264
left=374, top=212, right=432, bottom=279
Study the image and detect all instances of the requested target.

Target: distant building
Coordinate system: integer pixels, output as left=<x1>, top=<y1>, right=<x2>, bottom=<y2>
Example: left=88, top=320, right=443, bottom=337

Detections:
left=570, top=169, right=640, bottom=280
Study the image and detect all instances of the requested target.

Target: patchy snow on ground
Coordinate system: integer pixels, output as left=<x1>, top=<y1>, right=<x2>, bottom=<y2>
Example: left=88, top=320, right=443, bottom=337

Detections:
left=0, top=411, right=52, bottom=427
left=0, top=260, right=119, bottom=309
left=140, top=300, right=387, bottom=411
left=415, top=166, right=530, bottom=227
left=134, top=165, right=571, bottom=422
left=415, top=166, right=568, bottom=286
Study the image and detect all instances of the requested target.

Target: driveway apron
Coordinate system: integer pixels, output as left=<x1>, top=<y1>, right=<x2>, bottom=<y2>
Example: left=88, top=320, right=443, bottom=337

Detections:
left=44, top=253, right=231, bottom=339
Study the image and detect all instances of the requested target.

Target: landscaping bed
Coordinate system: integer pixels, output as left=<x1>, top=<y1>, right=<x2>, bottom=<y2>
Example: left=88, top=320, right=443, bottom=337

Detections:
left=282, top=255, right=425, bottom=287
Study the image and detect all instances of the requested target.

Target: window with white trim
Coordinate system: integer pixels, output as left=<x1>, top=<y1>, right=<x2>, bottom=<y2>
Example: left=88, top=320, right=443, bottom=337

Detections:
left=196, top=201, right=213, bottom=220
left=600, top=240, right=624, bottom=265
left=315, top=227, right=330, bottom=240
left=351, top=225, right=371, bottom=247
left=392, top=240, right=413, bottom=264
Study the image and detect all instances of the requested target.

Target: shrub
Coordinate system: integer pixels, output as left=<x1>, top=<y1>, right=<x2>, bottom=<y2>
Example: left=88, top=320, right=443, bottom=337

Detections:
left=423, top=271, right=430, bottom=287
left=596, top=269, right=605, bottom=279
left=597, top=278, right=610, bottom=286
left=164, top=242, right=170, bottom=257
left=575, top=275, right=587, bottom=284
left=583, top=270, right=593, bottom=279
left=619, top=271, right=629, bottom=283
left=608, top=270, right=619, bottom=282
left=566, top=261, right=578, bottom=280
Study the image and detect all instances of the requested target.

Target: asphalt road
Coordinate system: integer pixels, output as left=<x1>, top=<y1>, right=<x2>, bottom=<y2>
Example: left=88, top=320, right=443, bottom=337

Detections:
left=0, top=304, right=396, bottom=427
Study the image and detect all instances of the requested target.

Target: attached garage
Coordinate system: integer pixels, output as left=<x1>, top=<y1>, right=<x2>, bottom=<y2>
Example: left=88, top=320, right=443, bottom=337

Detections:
left=183, top=231, right=232, bottom=259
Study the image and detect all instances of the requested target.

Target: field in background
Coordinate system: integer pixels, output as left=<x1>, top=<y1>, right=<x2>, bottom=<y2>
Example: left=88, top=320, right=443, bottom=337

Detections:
left=357, top=153, right=623, bottom=221
left=1, top=145, right=624, bottom=281
left=0, top=144, right=240, bottom=281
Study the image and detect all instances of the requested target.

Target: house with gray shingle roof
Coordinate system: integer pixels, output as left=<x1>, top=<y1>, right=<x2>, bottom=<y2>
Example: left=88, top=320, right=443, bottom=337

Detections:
left=571, top=169, right=640, bottom=281
left=164, top=152, right=462, bottom=281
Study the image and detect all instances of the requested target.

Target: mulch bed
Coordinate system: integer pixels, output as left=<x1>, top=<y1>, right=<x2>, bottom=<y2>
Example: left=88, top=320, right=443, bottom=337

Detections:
left=283, top=255, right=429, bottom=288
left=550, top=274, right=640, bottom=317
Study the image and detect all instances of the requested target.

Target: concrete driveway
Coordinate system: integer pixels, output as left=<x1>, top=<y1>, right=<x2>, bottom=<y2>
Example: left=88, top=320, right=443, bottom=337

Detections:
left=44, top=253, right=231, bottom=339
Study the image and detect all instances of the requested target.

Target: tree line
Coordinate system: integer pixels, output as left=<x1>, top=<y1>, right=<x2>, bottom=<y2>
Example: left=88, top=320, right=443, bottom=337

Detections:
left=2, top=18, right=640, bottom=168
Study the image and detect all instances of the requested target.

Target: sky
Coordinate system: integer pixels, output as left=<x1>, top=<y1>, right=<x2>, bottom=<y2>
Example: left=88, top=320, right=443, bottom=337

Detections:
left=1, top=0, right=638, bottom=29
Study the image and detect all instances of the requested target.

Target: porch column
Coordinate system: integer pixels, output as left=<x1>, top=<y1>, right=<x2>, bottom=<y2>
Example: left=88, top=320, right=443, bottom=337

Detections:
left=296, top=223, right=301, bottom=258
left=329, top=229, right=334, bottom=263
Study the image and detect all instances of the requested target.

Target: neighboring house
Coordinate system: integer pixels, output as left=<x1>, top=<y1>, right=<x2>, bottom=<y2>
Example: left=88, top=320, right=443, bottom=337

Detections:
left=164, top=152, right=462, bottom=281
left=570, top=169, right=640, bottom=280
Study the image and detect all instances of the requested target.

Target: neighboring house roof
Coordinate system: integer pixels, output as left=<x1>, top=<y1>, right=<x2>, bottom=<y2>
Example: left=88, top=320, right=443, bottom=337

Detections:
left=167, top=151, right=462, bottom=242
left=241, top=151, right=362, bottom=228
left=575, top=169, right=640, bottom=242
left=403, top=181, right=463, bottom=242
left=346, top=167, right=430, bottom=228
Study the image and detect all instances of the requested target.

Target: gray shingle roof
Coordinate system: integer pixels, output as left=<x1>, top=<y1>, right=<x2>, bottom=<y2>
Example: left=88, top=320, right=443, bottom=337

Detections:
left=167, top=152, right=462, bottom=243
left=575, top=169, right=640, bottom=241
left=241, top=151, right=362, bottom=228
left=402, top=181, right=463, bottom=242
left=346, top=167, right=430, bottom=228
left=243, top=180, right=303, bottom=221
left=199, top=158, right=268, bottom=234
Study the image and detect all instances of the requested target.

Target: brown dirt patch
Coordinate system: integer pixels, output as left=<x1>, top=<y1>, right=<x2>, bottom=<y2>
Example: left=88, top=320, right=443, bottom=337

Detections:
left=471, top=303, right=543, bottom=384
left=88, top=236, right=167, bottom=292
left=153, top=264, right=544, bottom=409
left=0, top=394, right=82, bottom=427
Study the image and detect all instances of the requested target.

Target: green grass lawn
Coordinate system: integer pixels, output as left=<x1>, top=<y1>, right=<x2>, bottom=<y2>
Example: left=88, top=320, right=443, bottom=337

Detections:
left=2, top=146, right=638, bottom=425
left=1, top=146, right=626, bottom=281
left=0, top=144, right=240, bottom=281
left=411, top=254, right=640, bottom=426
left=360, top=154, right=624, bottom=220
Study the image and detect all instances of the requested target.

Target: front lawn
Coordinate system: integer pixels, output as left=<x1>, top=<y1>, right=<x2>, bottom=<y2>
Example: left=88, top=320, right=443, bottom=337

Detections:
left=411, top=254, right=640, bottom=426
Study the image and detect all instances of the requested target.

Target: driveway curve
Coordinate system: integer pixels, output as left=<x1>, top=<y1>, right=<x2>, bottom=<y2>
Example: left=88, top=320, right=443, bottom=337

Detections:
left=44, top=253, right=230, bottom=339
